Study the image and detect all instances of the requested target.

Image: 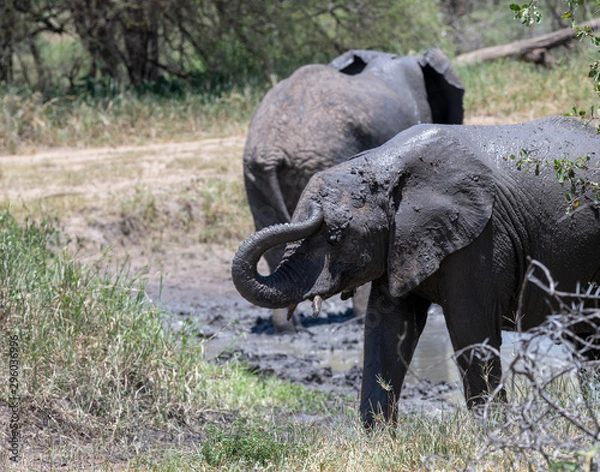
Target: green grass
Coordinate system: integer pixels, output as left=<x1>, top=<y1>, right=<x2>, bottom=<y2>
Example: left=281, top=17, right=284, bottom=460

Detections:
left=0, top=210, right=330, bottom=468
left=3, top=46, right=600, bottom=156
left=457, top=45, right=600, bottom=124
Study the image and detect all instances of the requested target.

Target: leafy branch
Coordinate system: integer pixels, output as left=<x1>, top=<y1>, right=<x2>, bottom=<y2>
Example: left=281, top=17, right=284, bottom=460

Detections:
left=505, top=149, right=600, bottom=212
left=508, top=1, right=600, bottom=211
left=509, top=2, right=543, bottom=26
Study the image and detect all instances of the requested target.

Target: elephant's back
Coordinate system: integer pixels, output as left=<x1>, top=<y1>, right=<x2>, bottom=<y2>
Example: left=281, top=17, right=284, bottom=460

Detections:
left=461, top=116, right=599, bottom=172
left=248, top=62, right=429, bottom=158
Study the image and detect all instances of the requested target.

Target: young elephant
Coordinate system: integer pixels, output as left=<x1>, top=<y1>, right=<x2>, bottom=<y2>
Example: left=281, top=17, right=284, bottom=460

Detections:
left=232, top=116, right=600, bottom=426
left=244, top=48, right=464, bottom=332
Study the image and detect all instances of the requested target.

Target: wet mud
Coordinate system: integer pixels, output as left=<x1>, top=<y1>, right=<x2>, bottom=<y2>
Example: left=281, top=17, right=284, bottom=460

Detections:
left=144, top=266, right=464, bottom=416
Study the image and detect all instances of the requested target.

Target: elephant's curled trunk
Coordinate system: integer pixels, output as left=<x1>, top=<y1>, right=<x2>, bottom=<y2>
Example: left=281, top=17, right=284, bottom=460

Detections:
left=231, top=203, right=323, bottom=308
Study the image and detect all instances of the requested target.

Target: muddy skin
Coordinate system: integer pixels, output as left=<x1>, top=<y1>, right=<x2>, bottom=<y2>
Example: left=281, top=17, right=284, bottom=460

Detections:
left=232, top=116, right=600, bottom=426
left=244, top=48, right=464, bottom=333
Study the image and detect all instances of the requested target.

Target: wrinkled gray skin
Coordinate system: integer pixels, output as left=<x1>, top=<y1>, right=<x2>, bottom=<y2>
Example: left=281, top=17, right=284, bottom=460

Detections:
left=243, top=48, right=464, bottom=332
left=232, top=116, right=600, bottom=427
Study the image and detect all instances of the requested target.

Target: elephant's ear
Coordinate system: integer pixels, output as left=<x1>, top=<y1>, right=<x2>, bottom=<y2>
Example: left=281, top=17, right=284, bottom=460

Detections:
left=419, top=48, right=464, bottom=124
left=387, top=126, right=494, bottom=298
left=329, top=49, right=396, bottom=75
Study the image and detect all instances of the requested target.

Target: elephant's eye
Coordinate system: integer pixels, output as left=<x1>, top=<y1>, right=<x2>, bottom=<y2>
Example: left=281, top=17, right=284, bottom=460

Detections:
left=327, top=228, right=343, bottom=246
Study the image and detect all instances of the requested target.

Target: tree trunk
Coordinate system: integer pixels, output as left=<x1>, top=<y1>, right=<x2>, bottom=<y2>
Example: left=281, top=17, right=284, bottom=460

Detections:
left=0, top=1, right=15, bottom=84
left=122, top=0, right=160, bottom=86
left=454, top=17, right=600, bottom=66
left=68, top=0, right=124, bottom=85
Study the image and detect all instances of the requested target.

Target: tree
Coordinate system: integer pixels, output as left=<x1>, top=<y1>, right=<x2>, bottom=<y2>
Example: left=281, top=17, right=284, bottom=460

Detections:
left=0, top=0, right=451, bottom=91
left=67, top=0, right=161, bottom=87
left=0, top=0, right=70, bottom=89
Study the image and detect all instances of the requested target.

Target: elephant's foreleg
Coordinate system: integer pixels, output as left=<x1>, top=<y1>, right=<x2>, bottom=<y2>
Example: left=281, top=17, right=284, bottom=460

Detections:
left=360, top=281, right=430, bottom=427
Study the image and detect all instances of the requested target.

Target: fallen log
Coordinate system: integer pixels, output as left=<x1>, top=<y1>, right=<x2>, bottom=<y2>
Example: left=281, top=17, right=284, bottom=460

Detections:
left=454, top=17, right=600, bottom=66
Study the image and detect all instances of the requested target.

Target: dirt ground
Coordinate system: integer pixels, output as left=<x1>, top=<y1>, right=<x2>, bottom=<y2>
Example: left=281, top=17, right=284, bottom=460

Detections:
left=0, top=136, right=461, bottom=416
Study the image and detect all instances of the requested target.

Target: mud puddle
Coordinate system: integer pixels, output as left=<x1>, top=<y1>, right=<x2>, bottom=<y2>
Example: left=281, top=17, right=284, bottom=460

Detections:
left=145, top=271, right=465, bottom=413
left=141, top=250, right=570, bottom=417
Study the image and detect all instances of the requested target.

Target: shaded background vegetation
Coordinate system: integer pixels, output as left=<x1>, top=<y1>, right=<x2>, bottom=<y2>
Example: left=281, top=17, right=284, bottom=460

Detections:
left=2, top=0, right=598, bottom=155
left=2, top=0, right=595, bottom=95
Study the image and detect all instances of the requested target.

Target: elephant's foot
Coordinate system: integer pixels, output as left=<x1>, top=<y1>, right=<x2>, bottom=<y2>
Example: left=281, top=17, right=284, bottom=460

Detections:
left=272, top=307, right=300, bottom=334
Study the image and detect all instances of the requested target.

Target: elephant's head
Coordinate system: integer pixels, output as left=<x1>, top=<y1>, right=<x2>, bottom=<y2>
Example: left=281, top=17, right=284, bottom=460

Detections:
left=329, top=48, right=464, bottom=125
left=231, top=174, right=388, bottom=311
left=232, top=124, right=494, bottom=311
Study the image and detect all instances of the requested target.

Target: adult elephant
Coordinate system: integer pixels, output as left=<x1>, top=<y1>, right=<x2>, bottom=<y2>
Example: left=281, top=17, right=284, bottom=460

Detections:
left=232, top=116, right=600, bottom=427
left=243, top=48, right=464, bottom=332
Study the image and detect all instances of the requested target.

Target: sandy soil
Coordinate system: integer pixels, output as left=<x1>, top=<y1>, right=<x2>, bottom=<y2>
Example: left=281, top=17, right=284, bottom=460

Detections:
left=0, top=136, right=461, bottom=416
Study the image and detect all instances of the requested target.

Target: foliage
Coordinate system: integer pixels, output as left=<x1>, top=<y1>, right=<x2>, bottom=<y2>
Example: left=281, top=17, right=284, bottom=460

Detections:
left=0, top=210, right=328, bottom=465
left=508, top=0, right=600, bottom=210
left=510, top=1, right=544, bottom=26
left=4, top=1, right=585, bottom=95
left=510, top=0, right=600, bottom=108
left=505, top=148, right=600, bottom=212
left=1, top=0, right=450, bottom=94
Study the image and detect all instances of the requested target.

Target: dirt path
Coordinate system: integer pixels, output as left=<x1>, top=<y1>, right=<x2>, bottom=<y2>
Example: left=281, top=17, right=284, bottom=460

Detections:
left=0, top=136, right=461, bottom=414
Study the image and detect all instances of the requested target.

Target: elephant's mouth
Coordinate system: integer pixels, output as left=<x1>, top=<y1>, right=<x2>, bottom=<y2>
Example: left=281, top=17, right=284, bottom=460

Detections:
left=286, top=294, right=324, bottom=320
left=286, top=284, right=359, bottom=321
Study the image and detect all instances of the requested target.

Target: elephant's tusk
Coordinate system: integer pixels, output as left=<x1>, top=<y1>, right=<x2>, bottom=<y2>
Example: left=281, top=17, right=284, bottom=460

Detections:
left=312, top=295, right=323, bottom=318
left=287, top=303, right=298, bottom=321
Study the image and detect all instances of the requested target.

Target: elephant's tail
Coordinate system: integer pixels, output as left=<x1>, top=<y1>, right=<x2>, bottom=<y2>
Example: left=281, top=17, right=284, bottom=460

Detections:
left=245, top=165, right=292, bottom=228
left=264, top=167, right=291, bottom=223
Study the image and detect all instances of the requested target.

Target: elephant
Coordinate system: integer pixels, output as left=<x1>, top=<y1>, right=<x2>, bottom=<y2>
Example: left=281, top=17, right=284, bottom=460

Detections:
left=243, top=47, right=464, bottom=332
left=232, top=116, right=600, bottom=427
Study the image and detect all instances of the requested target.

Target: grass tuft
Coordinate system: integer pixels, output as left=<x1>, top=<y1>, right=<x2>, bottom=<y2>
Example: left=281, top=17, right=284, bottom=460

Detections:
left=0, top=210, right=328, bottom=467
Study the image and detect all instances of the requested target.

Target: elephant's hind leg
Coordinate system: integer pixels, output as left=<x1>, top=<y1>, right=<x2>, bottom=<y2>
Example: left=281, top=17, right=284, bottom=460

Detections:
left=443, top=304, right=505, bottom=409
